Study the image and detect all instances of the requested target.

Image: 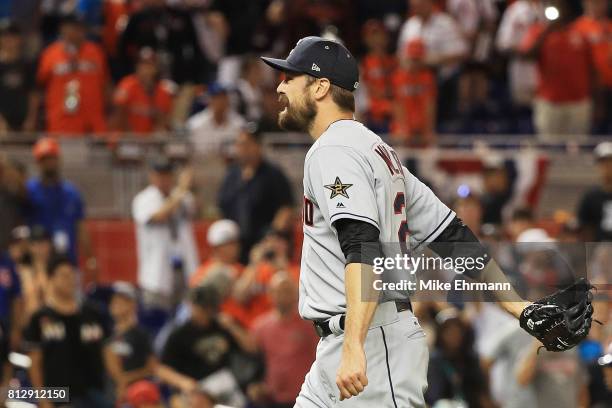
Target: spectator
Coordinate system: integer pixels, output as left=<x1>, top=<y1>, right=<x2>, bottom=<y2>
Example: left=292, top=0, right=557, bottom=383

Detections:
left=398, top=0, right=468, bottom=124
left=112, top=48, right=176, bottom=134
left=132, top=157, right=199, bottom=329
left=248, top=273, right=318, bottom=408
left=0, top=155, right=27, bottom=253
left=496, top=0, right=544, bottom=108
left=23, top=255, right=122, bottom=408
left=574, top=0, right=612, bottom=134
left=37, top=14, right=109, bottom=134
left=360, top=19, right=396, bottom=133
left=26, top=138, right=98, bottom=273
left=577, top=142, right=612, bottom=241
left=218, top=126, right=294, bottom=262
left=257, top=85, right=283, bottom=132
left=506, top=207, right=537, bottom=242
left=520, top=0, right=593, bottom=140
left=118, top=0, right=204, bottom=84
left=189, top=219, right=242, bottom=292
left=447, top=0, right=498, bottom=116
left=108, top=282, right=156, bottom=387
left=187, top=83, right=246, bottom=155
left=480, top=158, right=513, bottom=225
left=482, top=324, right=538, bottom=408
left=230, top=230, right=300, bottom=328
left=391, top=39, right=436, bottom=146
left=157, top=285, right=255, bottom=396
left=234, top=56, right=265, bottom=122
left=515, top=339, right=588, bottom=408
left=0, top=21, right=38, bottom=134
left=17, top=225, right=52, bottom=321
left=124, top=380, right=163, bottom=408
left=426, top=311, right=495, bottom=407
left=0, top=245, right=23, bottom=352
left=453, top=194, right=483, bottom=237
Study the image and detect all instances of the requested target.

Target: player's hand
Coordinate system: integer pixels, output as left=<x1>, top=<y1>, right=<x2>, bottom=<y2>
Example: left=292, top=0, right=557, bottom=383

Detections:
left=336, top=343, right=368, bottom=400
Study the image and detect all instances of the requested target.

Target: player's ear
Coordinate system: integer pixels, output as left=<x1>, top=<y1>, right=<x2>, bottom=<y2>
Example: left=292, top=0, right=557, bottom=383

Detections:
left=312, top=78, right=331, bottom=101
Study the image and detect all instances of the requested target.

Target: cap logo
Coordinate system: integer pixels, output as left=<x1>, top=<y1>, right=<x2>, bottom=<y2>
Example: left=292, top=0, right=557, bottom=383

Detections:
left=354, top=82, right=360, bottom=89
left=311, top=63, right=321, bottom=72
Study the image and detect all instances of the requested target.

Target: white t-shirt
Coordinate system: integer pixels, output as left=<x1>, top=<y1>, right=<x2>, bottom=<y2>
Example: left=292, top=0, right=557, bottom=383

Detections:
left=496, top=0, right=545, bottom=104
left=187, top=108, right=246, bottom=155
left=132, top=185, right=199, bottom=295
left=398, top=12, right=468, bottom=79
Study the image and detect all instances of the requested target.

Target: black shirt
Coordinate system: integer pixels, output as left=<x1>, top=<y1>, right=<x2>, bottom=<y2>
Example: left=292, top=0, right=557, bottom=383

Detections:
left=577, top=188, right=612, bottom=242
left=23, top=302, right=110, bottom=396
left=0, top=59, right=35, bottom=130
left=218, top=160, right=294, bottom=262
left=161, top=320, right=239, bottom=381
left=110, top=325, right=152, bottom=373
left=118, top=6, right=203, bottom=84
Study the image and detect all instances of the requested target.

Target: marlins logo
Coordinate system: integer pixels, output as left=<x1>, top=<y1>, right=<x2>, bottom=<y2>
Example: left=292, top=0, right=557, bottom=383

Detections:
left=324, top=177, right=352, bottom=199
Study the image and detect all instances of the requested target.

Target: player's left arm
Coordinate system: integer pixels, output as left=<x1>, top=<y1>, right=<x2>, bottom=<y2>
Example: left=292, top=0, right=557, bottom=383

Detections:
left=428, top=216, right=529, bottom=318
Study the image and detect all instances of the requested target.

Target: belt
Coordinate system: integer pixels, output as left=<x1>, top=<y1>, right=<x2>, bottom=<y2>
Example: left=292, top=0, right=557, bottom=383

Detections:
left=313, top=301, right=412, bottom=337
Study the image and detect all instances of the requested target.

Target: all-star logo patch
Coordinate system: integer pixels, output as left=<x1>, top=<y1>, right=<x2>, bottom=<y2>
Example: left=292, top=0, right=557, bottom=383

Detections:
left=324, top=177, right=352, bottom=199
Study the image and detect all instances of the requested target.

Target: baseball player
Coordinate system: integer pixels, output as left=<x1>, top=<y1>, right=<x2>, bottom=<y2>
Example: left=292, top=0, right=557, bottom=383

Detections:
left=260, top=36, right=594, bottom=407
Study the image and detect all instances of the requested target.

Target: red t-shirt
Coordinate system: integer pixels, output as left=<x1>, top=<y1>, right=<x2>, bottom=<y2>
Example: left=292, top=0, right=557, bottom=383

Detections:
left=37, top=41, right=109, bottom=134
left=252, top=312, right=318, bottom=404
left=521, top=23, right=592, bottom=102
left=391, top=67, right=436, bottom=136
left=574, top=16, right=612, bottom=87
left=361, top=53, right=397, bottom=121
left=114, top=75, right=175, bottom=134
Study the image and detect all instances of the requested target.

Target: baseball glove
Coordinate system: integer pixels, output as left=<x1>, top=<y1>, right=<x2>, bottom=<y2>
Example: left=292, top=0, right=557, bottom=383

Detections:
left=519, top=278, right=595, bottom=352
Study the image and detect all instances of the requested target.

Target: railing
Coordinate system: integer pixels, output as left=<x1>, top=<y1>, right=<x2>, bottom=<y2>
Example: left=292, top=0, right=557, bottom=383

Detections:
left=1, top=132, right=606, bottom=218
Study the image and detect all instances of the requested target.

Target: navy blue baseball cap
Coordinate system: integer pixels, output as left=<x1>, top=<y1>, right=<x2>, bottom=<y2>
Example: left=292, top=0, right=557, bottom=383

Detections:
left=261, top=36, right=360, bottom=92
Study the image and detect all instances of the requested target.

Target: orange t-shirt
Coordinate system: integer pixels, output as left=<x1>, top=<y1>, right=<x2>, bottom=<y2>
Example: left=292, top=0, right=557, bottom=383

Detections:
left=521, top=23, right=591, bottom=103
left=391, top=67, right=436, bottom=136
left=574, top=16, right=612, bottom=87
left=37, top=41, right=109, bottom=134
left=114, top=75, right=175, bottom=133
left=361, top=53, right=397, bottom=121
left=189, top=260, right=299, bottom=329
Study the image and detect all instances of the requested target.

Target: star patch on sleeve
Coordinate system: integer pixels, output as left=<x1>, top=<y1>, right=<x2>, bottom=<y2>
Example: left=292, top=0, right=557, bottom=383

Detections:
left=324, top=177, right=353, bottom=199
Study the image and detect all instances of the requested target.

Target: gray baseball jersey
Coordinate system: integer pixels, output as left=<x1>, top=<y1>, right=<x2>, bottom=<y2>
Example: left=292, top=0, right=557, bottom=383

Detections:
left=300, top=119, right=455, bottom=320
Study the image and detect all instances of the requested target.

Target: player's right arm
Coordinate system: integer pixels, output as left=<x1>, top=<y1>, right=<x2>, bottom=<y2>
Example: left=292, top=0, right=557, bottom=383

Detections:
left=306, top=146, right=383, bottom=400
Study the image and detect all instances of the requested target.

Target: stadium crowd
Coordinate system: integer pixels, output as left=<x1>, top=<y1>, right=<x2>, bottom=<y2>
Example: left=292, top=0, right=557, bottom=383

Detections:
left=0, top=0, right=611, bottom=407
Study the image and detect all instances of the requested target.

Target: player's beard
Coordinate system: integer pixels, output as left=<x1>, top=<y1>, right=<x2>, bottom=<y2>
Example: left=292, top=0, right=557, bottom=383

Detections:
left=278, top=92, right=317, bottom=132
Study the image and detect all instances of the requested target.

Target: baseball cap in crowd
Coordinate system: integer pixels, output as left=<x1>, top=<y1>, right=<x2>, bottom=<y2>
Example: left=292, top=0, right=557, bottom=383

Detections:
left=33, top=137, right=60, bottom=161
left=148, top=155, right=175, bottom=173
left=598, top=343, right=612, bottom=367
left=137, top=47, right=157, bottom=64
left=112, top=281, right=138, bottom=301
left=125, top=380, right=161, bottom=406
left=207, top=82, right=228, bottom=97
left=261, top=36, right=360, bottom=92
left=207, top=219, right=240, bottom=247
left=10, top=225, right=30, bottom=243
left=189, top=284, right=222, bottom=310
left=30, top=225, right=50, bottom=242
left=594, top=142, right=612, bottom=162
left=0, top=20, right=21, bottom=36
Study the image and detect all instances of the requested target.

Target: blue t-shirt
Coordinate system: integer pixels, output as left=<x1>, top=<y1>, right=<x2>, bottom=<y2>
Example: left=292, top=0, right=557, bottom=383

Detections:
left=26, top=178, right=85, bottom=263
left=0, top=253, right=21, bottom=325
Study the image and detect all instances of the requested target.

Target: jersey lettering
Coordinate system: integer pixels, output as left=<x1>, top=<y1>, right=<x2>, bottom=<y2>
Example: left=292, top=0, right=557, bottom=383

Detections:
left=374, top=144, right=403, bottom=176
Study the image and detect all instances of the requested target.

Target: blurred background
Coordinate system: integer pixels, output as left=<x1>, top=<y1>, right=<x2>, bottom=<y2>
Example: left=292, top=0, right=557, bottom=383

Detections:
left=0, top=0, right=610, bottom=407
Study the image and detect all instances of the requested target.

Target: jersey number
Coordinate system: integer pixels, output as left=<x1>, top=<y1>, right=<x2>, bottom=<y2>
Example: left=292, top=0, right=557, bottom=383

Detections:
left=304, top=196, right=314, bottom=226
left=394, top=192, right=409, bottom=253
